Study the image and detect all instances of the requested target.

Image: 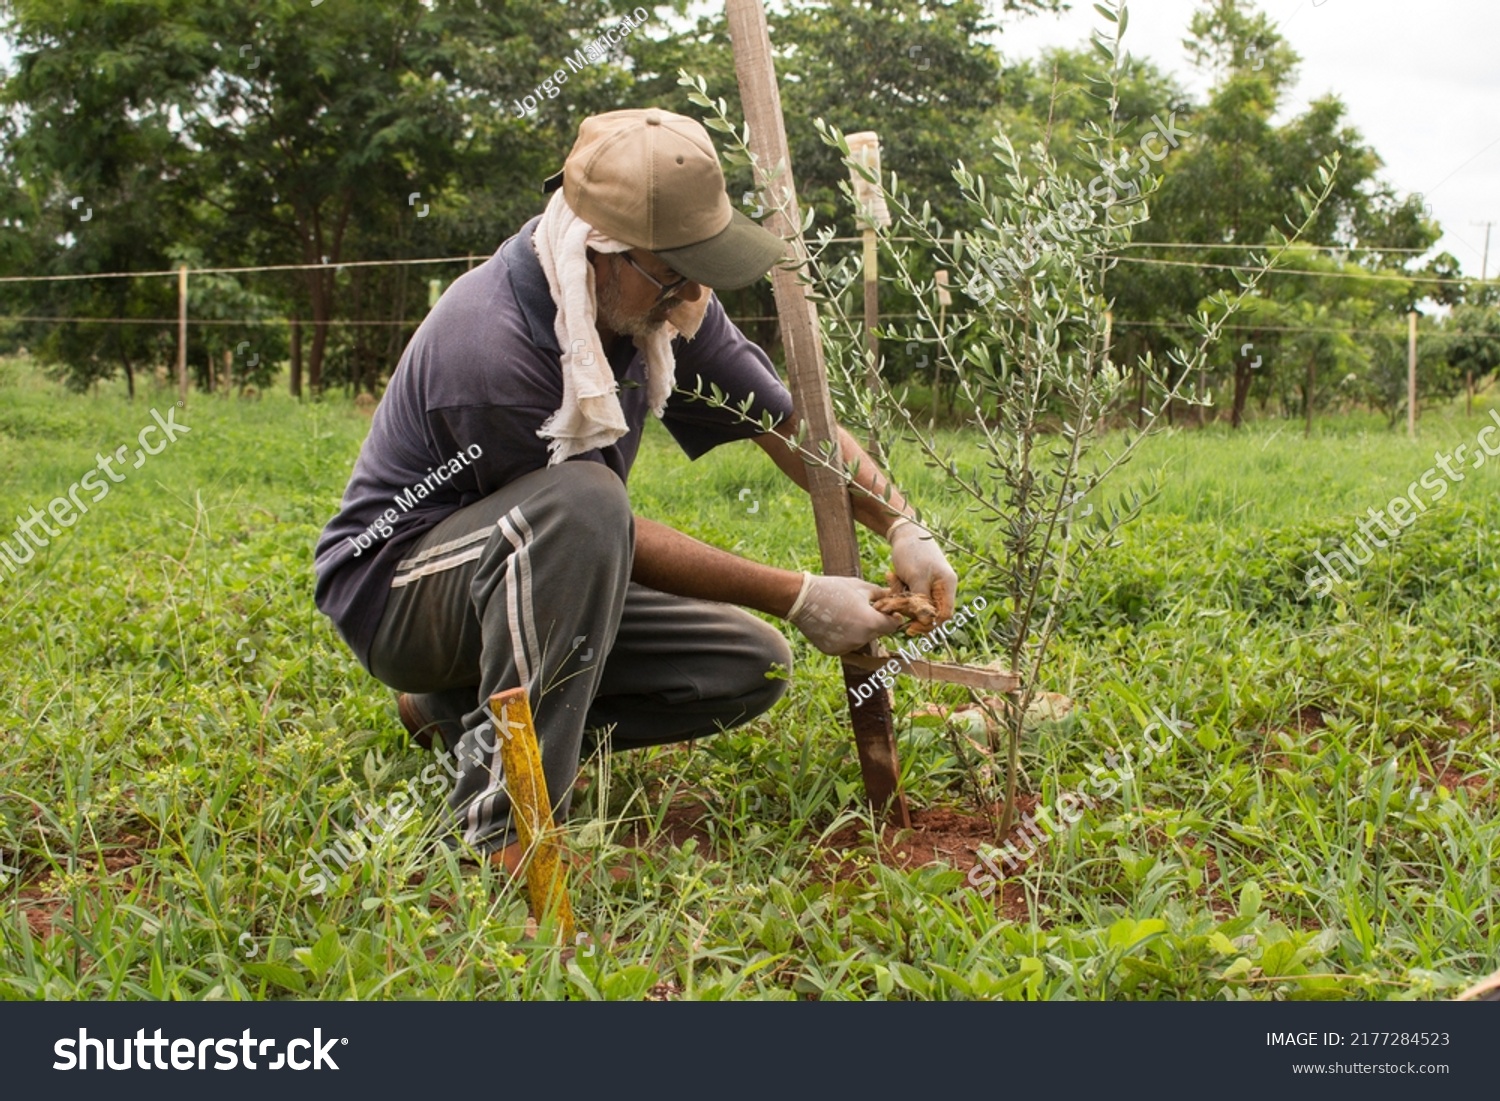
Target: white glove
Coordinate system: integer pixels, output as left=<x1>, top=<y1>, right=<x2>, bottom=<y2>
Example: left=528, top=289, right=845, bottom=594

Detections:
left=786, top=572, right=903, bottom=656
left=888, top=518, right=958, bottom=620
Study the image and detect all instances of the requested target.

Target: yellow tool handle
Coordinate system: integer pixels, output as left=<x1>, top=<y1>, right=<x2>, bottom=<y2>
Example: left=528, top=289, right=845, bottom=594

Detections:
left=490, top=688, right=576, bottom=943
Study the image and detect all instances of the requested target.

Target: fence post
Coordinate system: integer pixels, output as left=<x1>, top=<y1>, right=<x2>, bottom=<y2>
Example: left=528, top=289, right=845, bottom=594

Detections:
left=1407, top=309, right=1417, bottom=440
left=289, top=316, right=302, bottom=399
left=176, top=265, right=188, bottom=406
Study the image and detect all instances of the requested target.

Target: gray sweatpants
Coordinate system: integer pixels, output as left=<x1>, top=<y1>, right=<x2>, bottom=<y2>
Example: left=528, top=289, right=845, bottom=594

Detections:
left=365, top=462, right=793, bottom=855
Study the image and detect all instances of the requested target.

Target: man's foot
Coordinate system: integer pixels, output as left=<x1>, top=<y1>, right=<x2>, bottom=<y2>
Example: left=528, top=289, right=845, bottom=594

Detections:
left=397, top=693, right=461, bottom=754
left=489, top=841, right=527, bottom=877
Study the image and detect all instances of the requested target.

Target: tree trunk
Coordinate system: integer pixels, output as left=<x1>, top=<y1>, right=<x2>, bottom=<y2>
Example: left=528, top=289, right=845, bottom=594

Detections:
left=386, top=264, right=408, bottom=378
left=1231, top=357, right=1251, bottom=428
left=313, top=194, right=355, bottom=396
left=350, top=265, right=365, bottom=395
left=308, top=269, right=329, bottom=396
left=392, top=264, right=407, bottom=391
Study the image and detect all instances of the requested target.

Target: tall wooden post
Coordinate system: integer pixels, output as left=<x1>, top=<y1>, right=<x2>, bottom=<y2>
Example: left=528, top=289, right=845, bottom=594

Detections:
left=1408, top=309, right=1418, bottom=440
left=727, top=0, right=908, bottom=826
left=176, top=265, right=188, bottom=406
left=847, top=131, right=890, bottom=466
left=930, top=270, right=950, bottom=428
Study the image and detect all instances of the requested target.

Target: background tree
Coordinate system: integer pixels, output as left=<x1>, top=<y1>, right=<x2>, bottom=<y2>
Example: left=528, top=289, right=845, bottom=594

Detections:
left=1116, top=0, right=1437, bottom=427
left=0, top=0, right=204, bottom=395
left=0, top=0, right=1473, bottom=419
left=0, top=0, right=638, bottom=395
left=188, top=0, right=634, bottom=394
left=1445, top=301, right=1500, bottom=414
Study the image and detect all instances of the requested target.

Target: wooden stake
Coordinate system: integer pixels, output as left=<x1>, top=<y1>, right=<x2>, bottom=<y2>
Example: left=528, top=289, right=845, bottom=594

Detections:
left=931, top=270, right=950, bottom=428
left=841, top=651, right=1021, bottom=693
left=727, top=0, right=908, bottom=826
left=489, top=688, right=575, bottom=942
left=862, top=227, right=882, bottom=463
left=848, top=131, right=889, bottom=466
left=1456, top=967, right=1500, bottom=1001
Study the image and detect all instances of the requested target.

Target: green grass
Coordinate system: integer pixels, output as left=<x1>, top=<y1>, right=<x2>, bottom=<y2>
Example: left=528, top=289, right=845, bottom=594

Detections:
left=0, top=357, right=1496, bottom=1000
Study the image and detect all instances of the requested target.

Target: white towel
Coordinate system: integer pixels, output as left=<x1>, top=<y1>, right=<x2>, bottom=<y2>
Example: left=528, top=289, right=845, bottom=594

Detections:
left=530, top=190, right=710, bottom=464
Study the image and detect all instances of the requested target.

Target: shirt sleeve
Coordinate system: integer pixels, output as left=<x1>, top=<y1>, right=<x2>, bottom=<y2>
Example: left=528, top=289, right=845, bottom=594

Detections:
left=659, top=295, right=795, bottom=460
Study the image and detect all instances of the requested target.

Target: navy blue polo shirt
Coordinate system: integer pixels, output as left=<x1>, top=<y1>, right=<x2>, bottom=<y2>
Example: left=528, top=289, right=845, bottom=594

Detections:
left=313, top=216, right=795, bottom=666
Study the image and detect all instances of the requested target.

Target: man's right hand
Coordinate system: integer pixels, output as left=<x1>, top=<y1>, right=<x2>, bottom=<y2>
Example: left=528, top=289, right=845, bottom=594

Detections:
left=786, top=572, right=904, bottom=656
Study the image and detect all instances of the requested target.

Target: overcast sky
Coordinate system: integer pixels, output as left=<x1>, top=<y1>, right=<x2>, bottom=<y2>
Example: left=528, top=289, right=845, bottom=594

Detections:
left=996, top=0, right=1500, bottom=278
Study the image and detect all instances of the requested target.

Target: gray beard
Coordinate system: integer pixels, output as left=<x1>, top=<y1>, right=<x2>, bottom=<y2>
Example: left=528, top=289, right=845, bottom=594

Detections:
left=597, top=258, right=667, bottom=340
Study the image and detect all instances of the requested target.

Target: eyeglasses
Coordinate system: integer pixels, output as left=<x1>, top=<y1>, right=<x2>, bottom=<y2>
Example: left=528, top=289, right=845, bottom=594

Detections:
left=618, top=252, right=692, bottom=306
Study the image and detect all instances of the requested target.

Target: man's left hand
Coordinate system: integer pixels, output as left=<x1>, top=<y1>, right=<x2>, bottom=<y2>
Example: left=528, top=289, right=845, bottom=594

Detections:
left=888, top=519, right=958, bottom=620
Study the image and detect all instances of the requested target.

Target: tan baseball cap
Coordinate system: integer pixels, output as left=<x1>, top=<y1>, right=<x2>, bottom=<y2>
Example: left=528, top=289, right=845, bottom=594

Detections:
left=543, top=108, right=785, bottom=290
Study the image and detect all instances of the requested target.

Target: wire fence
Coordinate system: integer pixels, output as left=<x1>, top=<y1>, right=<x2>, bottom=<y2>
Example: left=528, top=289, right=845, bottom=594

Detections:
left=0, top=246, right=1487, bottom=368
